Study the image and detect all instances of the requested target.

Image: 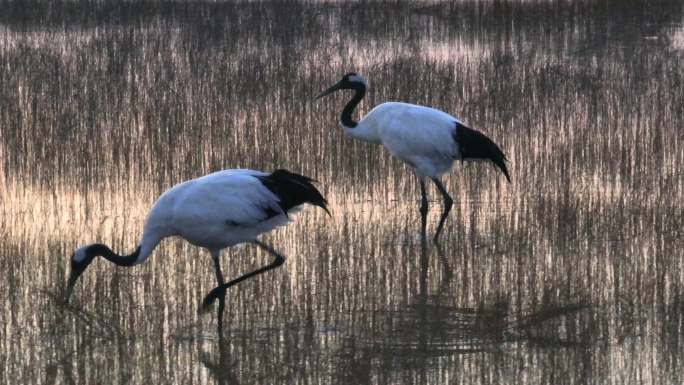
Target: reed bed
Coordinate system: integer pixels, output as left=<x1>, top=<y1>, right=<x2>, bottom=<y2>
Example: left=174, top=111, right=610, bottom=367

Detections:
left=0, top=1, right=682, bottom=384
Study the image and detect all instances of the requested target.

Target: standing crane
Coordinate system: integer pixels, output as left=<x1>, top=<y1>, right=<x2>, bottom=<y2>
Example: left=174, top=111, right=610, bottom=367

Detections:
left=65, top=169, right=328, bottom=326
left=316, top=73, right=510, bottom=242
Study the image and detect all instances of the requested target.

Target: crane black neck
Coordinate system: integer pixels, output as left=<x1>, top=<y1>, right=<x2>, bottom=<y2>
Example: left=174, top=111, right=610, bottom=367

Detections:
left=341, top=83, right=366, bottom=128
left=87, top=243, right=140, bottom=266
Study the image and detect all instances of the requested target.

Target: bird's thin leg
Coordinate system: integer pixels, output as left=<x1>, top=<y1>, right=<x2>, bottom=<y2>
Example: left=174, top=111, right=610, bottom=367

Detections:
left=419, top=179, right=429, bottom=244
left=211, top=250, right=226, bottom=336
left=431, top=178, right=453, bottom=243
left=199, top=240, right=285, bottom=313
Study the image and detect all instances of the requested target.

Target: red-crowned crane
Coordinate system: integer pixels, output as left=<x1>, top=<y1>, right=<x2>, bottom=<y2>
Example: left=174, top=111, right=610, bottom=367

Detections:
left=65, top=169, right=328, bottom=326
left=316, top=73, right=510, bottom=242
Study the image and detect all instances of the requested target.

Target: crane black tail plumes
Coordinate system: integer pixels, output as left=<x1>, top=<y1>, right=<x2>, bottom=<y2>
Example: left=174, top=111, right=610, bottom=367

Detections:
left=258, top=169, right=330, bottom=215
left=454, top=123, right=511, bottom=183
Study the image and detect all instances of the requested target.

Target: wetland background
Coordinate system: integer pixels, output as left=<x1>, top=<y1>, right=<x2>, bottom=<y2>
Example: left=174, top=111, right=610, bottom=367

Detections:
left=1, top=0, right=683, bottom=383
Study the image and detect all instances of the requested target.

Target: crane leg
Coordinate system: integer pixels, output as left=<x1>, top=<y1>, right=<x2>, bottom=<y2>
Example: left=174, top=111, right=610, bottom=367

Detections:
left=419, top=179, right=429, bottom=243
left=200, top=241, right=285, bottom=314
left=211, top=250, right=226, bottom=335
left=431, top=178, right=453, bottom=243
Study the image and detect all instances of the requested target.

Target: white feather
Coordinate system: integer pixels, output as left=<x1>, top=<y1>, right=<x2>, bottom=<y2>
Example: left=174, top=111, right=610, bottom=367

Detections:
left=342, top=102, right=460, bottom=178
left=132, top=169, right=301, bottom=264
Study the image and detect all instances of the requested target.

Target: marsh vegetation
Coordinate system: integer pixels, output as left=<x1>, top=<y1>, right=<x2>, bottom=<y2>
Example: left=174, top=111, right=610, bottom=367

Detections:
left=1, top=1, right=683, bottom=383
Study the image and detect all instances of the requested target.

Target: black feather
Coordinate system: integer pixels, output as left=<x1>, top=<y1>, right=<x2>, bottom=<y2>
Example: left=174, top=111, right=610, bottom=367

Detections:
left=257, top=169, right=330, bottom=215
left=454, top=122, right=511, bottom=183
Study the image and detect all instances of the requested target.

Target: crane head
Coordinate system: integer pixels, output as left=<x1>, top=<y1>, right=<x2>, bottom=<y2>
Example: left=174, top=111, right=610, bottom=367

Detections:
left=315, top=72, right=367, bottom=99
left=65, top=245, right=96, bottom=302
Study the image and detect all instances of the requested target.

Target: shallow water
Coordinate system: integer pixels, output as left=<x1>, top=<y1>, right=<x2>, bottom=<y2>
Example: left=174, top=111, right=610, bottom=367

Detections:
left=1, top=1, right=683, bottom=384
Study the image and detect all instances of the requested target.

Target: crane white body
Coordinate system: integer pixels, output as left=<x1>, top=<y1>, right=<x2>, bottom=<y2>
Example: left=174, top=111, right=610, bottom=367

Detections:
left=67, top=168, right=328, bottom=324
left=147, top=170, right=292, bottom=254
left=73, top=169, right=295, bottom=265
left=317, top=73, right=509, bottom=242
left=341, top=102, right=463, bottom=178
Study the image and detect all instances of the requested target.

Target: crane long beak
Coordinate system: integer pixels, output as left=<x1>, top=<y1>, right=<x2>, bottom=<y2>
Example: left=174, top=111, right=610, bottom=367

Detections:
left=315, top=81, right=342, bottom=100
left=64, top=262, right=88, bottom=303
left=65, top=270, right=80, bottom=303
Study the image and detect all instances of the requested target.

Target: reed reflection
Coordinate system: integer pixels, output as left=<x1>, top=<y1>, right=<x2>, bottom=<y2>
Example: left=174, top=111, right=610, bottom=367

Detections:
left=199, top=338, right=241, bottom=385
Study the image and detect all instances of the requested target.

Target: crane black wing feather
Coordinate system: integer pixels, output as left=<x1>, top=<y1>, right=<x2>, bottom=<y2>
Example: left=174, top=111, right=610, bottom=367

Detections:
left=257, top=169, right=330, bottom=216
left=454, top=122, right=511, bottom=182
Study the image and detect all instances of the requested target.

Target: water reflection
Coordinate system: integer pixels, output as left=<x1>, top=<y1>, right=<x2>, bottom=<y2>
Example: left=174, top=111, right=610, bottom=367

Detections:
left=199, top=340, right=240, bottom=385
left=3, top=192, right=681, bottom=384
